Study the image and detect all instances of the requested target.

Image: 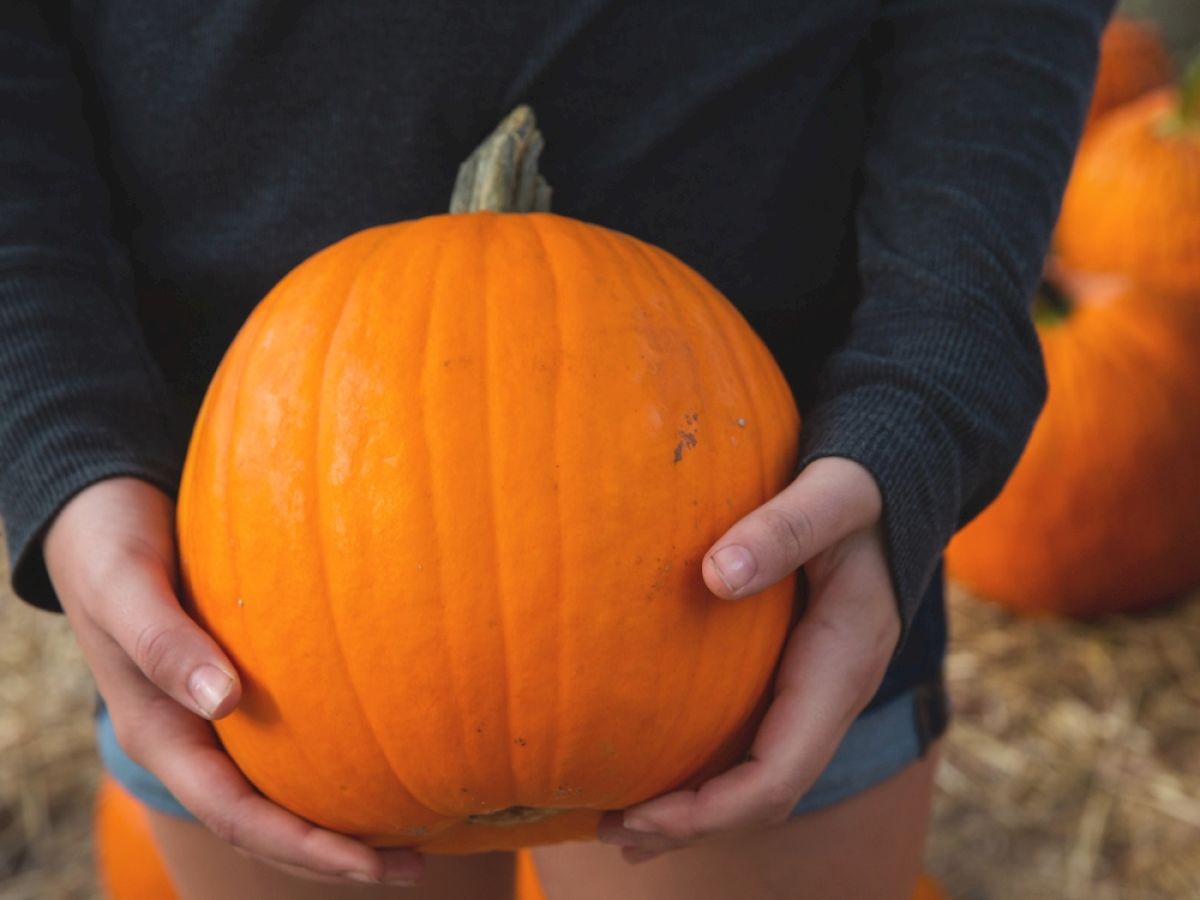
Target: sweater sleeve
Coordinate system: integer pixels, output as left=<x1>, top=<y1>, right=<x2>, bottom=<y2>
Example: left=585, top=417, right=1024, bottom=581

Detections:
left=798, top=0, right=1115, bottom=648
left=0, top=2, right=181, bottom=611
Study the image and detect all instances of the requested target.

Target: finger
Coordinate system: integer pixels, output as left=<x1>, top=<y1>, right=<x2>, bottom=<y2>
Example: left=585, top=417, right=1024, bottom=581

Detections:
left=239, top=846, right=426, bottom=886
left=229, top=850, right=404, bottom=886
left=623, top=533, right=896, bottom=843
left=106, top=680, right=424, bottom=885
left=598, top=812, right=684, bottom=854
left=128, top=703, right=424, bottom=885
left=702, top=457, right=881, bottom=599
left=84, top=558, right=242, bottom=720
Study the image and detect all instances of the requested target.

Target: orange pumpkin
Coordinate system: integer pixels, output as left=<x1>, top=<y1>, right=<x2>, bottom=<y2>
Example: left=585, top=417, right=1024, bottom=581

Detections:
left=94, top=777, right=178, bottom=900
left=1085, top=15, right=1173, bottom=129
left=1056, top=58, right=1200, bottom=298
left=911, top=872, right=949, bottom=900
left=177, top=108, right=799, bottom=853
left=947, top=280, right=1200, bottom=615
left=515, top=849, right=544, bottom=900
left=513, top=851, right=949, bottom=899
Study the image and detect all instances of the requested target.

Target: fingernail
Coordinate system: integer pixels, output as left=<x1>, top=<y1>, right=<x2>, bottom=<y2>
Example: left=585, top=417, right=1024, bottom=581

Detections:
left=622, top=814, right=655, bottom=833
left=710, top=545, right=755, bottom=594
left=344, top=871, right=379, bottom=883
left=188, top=665, right=233, bottom=718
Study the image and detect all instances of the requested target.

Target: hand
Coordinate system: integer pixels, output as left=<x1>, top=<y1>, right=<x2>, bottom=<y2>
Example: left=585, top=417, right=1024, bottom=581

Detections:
left=597, top=457, right=902, bottom=862
left=44, top=477, right=424, bottom=886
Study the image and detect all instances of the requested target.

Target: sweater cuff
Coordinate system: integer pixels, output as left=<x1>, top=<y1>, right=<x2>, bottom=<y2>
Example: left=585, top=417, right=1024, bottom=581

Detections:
left=0, top=269, right=183, bottom=612
left=5, top=457, right=181, bottom=614
left=798, top=383, right=959, bottom=653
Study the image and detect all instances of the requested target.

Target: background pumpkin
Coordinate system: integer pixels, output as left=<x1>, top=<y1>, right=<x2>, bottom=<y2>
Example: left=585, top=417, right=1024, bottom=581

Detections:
left=1084, top=15, right=1173, bottom=129
left=94, top=777, right=178, bottom=900
left=176, top=108, right=799, bottom=854
left=911, top=874, right=949, bottom=900
left=946, top=279, right=1200, bottom=615
left=1118, top=0, right=1200, bottom=59
left=516, top=850, right=543, bottom=900
left=1055, top=56, right=1200, bottom=298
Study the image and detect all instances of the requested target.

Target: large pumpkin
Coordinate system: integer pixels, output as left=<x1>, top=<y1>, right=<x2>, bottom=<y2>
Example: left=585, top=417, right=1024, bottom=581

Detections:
left=94, top=777, right=179, bottom=900
left=1055, top=57, right=1200, bottom=298
left=177, top=108, right=799, bottom=853
left=946, top=279, right=1200, bottom=615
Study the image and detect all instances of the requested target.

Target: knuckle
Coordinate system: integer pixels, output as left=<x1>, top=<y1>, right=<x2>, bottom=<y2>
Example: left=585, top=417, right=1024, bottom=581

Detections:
left=132, top=622, right=187, bottom=685
left=760, top=506, right=815, bottom=563
left=204, top=807, right=244, bottom=847
left=759, top=778, right=803, bottom=819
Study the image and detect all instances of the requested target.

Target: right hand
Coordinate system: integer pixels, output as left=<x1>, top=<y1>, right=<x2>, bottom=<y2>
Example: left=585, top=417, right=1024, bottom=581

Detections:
left=44, top=476, right=424, bottom=886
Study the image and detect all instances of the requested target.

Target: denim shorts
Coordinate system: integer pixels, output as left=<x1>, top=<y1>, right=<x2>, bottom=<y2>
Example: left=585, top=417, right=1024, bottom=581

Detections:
left=95, top=676, right=947, bottom=822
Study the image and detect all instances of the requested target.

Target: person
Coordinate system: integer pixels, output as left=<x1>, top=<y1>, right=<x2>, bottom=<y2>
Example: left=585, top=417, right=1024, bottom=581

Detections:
left=0, top=1, right=1113, bottom=897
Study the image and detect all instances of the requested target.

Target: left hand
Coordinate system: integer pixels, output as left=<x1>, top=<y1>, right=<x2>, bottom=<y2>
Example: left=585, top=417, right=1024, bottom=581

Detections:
left=597, top=456, right=902, bottom=863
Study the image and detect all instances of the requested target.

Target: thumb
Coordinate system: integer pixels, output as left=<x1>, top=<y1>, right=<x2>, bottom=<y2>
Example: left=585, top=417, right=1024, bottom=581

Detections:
left=89, top=557, right=243, bottom=720
left=703, top=457, right=881, bottom=600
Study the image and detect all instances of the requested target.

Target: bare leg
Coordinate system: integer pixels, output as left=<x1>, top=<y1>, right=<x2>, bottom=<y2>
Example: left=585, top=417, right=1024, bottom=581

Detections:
left=147, top=811, right=516, bottom=900
left=532, top=743, right=940, bottom=900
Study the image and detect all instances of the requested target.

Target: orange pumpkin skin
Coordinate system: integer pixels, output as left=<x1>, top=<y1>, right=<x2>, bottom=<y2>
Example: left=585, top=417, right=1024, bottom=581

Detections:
left=911, top=873, right=949, bottom=900
left=947, top=284, right=1200, bottom=616
left=177, top=212, right=800, bottom=854
left=1056, top=88, right=1200, bottom=298
left=1085, top=16, right=1172, bottom=129
left=515, top=849, right=544, bottom=900
left=94, top=777, right=179, bottom=900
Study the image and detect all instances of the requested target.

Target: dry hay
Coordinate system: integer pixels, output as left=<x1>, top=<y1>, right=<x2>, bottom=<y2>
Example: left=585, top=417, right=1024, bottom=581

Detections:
left=931, top=584, right=1200, bottom=900
left=0, top=539, right=100, bottom=900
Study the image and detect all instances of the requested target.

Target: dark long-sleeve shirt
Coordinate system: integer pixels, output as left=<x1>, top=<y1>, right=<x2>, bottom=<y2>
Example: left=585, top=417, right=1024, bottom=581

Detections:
left=0, top=1, right=1111, bottom=689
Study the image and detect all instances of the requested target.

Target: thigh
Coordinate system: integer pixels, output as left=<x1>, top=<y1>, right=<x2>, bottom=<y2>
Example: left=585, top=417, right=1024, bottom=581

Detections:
left=531, top=742, right=940, bottom=900
left=147, top=810, right=516, bottom=900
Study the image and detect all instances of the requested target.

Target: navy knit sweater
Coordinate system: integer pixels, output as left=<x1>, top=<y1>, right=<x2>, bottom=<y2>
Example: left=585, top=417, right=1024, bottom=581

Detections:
left=0, top=1, right=1111, bottom=697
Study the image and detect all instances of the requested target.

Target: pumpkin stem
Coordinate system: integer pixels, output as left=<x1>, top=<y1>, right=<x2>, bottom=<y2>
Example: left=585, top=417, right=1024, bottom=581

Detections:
left=450, top=106, right=554, bottom=214
left=1181, top=50, right=1200, bottom=126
